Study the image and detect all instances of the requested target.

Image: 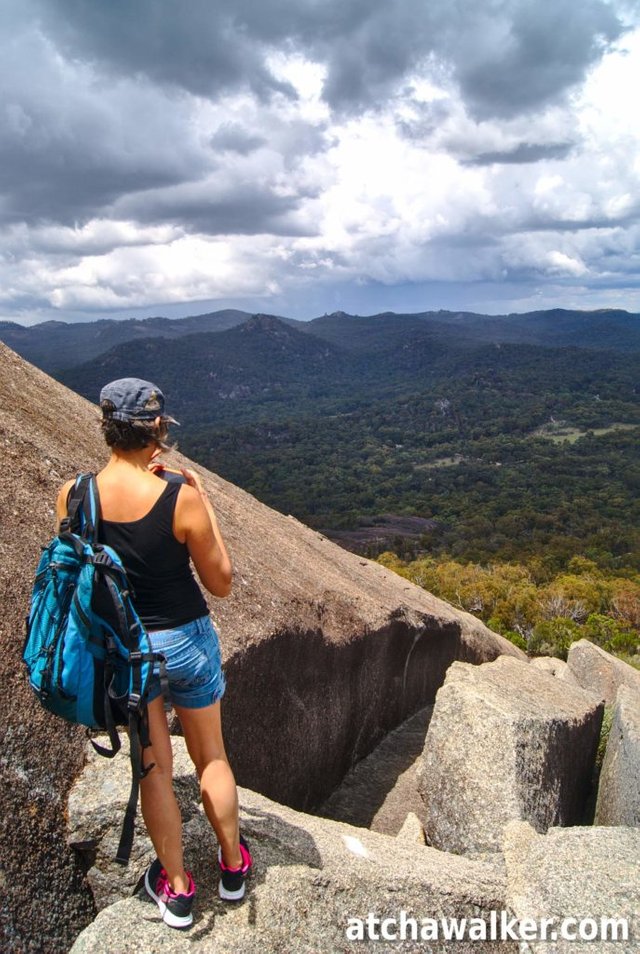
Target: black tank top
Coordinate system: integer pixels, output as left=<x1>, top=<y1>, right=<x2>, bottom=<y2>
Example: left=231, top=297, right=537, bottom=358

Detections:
left=97, top=482, right=208, bottom=629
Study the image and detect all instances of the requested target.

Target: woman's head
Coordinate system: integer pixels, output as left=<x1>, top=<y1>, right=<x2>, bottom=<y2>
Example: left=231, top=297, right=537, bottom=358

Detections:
left=99, top=377, right=178, bottom=452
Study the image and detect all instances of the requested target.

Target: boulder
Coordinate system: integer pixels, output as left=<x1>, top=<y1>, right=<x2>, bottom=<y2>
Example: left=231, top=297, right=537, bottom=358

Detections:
left=529, top=656, right=580, bottom=685
left=417, top=657, right=603, bottom=855
left=68, top=738, right=514, bottom=954
left=504, top=821, right=639, bottom=953
left=595, top=685, right=640, bottom=827
left=567, top=639, right=640, bottom=705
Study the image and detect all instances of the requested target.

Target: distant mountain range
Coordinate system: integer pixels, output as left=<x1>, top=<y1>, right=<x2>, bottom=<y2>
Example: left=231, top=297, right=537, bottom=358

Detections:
left=306, top=308, right=640, bottom=352
left=1, top=306, right=639, bottom=376
left=0, top=309, right=257, bottom=373
left=48, top=309, right=640, bottom=427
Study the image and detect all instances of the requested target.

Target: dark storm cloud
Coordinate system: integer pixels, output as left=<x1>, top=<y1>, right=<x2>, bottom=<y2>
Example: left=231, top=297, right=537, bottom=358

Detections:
left=0, top=0, right=625, bottom=234
left=321, top=0, right=623, bottom=117
left=32, top=0, right=297, bottom=102
left=209, top=124, right=267, bottom=156
left=0, top=142, right=184, bottom=227
left=0, top=0, right=636, bottom=321
left=35, top=0, right=625, bottom=118
left=455, top=1, right=623, bottom=118
left=114, top=180, right=315, bottom=236
left=0, top=1, right=334, bottom=232
left=463, top=142, right=576, bottom=166
left=0, top=12, right=211, bottom=226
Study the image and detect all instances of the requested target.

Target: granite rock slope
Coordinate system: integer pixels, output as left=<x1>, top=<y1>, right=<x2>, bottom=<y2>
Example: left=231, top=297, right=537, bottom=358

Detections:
left=0, top=342, right=521, bottom=951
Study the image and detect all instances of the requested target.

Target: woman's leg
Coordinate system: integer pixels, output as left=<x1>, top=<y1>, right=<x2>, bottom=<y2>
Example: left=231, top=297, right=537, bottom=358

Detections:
left=174, top=700, right=242, bottom=868
left=139, top=695, right=190, bottom=894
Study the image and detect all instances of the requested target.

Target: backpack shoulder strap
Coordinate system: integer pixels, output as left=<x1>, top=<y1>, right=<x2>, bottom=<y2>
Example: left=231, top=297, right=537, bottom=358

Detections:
left=61, top=473, right=101, bottom=543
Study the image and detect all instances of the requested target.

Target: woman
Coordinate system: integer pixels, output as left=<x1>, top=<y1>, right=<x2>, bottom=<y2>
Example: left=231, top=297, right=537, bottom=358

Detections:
left=56, top=377, right=252, bottom=930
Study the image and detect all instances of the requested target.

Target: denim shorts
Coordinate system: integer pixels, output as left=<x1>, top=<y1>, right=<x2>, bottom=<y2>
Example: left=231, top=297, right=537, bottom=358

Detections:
left=146, top=615, right=226, bottom=710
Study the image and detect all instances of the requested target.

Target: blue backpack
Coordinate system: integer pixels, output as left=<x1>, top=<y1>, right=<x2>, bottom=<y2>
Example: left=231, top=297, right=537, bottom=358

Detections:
left=23, top=473, right=166, bottom=864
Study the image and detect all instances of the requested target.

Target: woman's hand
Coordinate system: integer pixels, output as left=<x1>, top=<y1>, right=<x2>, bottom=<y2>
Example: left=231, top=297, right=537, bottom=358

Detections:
left=180, top=467, right=206, bottom=496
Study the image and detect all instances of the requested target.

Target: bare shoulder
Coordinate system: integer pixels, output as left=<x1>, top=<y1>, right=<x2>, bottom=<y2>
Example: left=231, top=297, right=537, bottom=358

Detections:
left=175, top=483, right=205, bottom=513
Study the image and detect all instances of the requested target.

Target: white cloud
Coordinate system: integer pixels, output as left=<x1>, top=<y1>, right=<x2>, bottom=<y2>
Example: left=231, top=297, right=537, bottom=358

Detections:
left=0, top=2, right=639, bottom=322
left=30, top=221, right=182, bottom=256
left=45, top=236, right=284, bottom=310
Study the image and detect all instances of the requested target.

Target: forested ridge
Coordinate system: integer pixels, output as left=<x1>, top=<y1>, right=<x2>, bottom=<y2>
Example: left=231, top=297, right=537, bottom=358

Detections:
left=9, top=308, right=640, bottom=661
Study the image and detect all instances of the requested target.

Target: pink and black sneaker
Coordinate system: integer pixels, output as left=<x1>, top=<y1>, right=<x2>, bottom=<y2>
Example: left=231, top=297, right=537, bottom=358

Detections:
left=217, top=834, right=253, bottom=901
left=144, top=858, right=196, bottom=929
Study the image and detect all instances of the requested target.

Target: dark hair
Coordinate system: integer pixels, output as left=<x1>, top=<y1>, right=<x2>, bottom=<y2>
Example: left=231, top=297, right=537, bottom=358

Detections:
left=100, top=402, right=173, bottom=451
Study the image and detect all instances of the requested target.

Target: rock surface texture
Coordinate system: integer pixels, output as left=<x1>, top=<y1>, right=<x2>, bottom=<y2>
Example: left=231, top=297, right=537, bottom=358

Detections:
left=504, top=821, right=639, bottom=953
left=0, top=342, right=522, bottom=951
left=567, top=639, right=640, bottom=704
left=529, top=656, right=580, bottom=684
left=320, top=706, right=432, bottom=834
left=68, top=738, right=514, bottom=954
left=396, top=812, right=426, bottom=845
left=595, top=685, right=640, bottom=827
left=417, top=656, right=604, bottom=855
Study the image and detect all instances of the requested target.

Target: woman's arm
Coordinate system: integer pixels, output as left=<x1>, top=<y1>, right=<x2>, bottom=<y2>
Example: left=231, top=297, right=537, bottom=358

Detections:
left=55, top=478, right=76, bottom=531
left=174, top=469, right=233, bottom=598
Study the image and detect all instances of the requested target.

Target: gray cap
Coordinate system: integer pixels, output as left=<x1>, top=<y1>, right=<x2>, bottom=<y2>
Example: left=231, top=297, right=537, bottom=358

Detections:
left=99, top=378, right=179, bottom=424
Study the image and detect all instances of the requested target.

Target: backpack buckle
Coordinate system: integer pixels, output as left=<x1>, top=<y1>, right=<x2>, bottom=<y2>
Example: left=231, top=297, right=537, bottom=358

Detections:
left=128, top=693, right=141, bottom=711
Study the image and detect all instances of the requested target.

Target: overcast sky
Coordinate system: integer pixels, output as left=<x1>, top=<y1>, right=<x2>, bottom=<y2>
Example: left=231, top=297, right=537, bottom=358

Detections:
left=2, top=0, right=639, bottom=324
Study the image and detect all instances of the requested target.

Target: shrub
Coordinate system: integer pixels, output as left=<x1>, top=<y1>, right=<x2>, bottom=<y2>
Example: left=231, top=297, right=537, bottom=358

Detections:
left=528, top=617, right=582, bottom=660
left=582, top=614, right=639, bottom=655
